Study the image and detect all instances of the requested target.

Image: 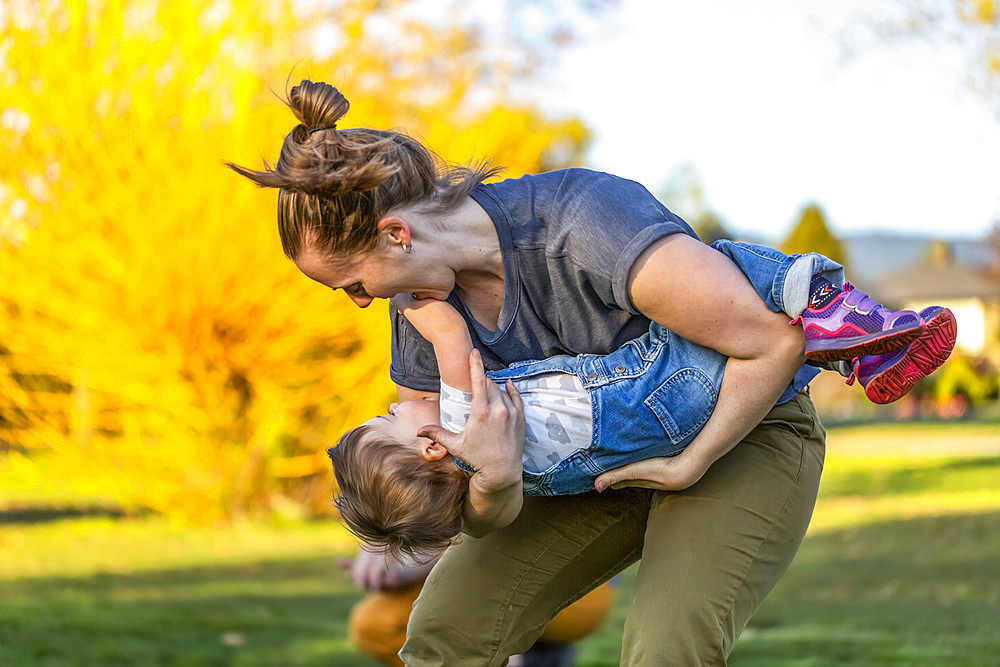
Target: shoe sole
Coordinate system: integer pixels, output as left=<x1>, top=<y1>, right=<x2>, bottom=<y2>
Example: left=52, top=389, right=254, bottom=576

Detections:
left=863, top=308, right=958, bottom=404
left=804, top=322, right=926, bottom=363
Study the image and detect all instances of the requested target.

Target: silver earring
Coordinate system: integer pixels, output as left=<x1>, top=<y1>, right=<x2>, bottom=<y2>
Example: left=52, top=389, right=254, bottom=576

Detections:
left=402, top=243, right=412, bottom=254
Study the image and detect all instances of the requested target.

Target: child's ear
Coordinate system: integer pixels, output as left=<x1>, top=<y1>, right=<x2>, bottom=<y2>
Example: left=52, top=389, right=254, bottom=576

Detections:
left=420, top=442, right=449, bottom=462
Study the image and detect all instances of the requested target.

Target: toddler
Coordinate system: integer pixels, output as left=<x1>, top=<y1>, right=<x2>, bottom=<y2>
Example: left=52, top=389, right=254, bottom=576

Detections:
left=328, top=240, right=957, bottom=558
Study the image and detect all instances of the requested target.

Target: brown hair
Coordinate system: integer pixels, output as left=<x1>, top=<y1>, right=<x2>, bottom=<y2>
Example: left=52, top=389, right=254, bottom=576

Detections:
left=328, top=424, right=470, bottom=560
left=228, top=80, right=502, bottom=261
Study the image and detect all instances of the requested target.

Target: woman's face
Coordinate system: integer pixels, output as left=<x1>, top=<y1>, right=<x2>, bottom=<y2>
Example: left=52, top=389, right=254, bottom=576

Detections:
left=294, top=241, right=455, bottom=308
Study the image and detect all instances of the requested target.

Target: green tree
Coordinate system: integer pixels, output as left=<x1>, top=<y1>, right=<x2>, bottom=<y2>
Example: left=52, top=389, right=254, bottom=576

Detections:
left=780, top=203, right=850, bottom=272
left=660, top=163, right=731, bottom=243
left=692, top=210, right=731, bottom=245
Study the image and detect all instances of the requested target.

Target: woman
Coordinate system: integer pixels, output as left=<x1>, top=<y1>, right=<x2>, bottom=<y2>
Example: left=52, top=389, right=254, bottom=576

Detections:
left=230, top=80, right=825, bottom=665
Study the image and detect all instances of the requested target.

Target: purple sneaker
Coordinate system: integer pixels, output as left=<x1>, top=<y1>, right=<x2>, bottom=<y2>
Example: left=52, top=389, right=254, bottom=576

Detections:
left=847, top=306, right=958, bottom=404
left=792, top=283, right=926, bottom=363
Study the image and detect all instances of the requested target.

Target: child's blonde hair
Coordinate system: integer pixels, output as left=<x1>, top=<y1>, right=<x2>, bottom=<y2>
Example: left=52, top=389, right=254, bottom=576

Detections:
left=328, top=424, right=470, bottom=560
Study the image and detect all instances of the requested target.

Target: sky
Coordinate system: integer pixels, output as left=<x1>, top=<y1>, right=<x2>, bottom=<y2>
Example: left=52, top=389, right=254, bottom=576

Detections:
left=533, top=0, right=1000, bottom=241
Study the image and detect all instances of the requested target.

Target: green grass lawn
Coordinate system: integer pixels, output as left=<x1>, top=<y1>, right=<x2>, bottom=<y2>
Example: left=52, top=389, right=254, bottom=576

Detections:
left=2, top=421, right=999, bottom=666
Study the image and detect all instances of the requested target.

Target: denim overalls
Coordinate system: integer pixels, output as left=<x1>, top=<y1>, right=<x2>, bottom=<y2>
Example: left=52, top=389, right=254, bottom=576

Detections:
left=452, top=240, right=845, bottom=497
left=452, top=324, right=724, bottom=496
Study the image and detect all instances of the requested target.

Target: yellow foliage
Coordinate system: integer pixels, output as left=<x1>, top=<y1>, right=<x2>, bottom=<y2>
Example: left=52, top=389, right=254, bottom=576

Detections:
left=957, top=0, right=998, bottom=25
left=0, top=0, right=589, bottom=520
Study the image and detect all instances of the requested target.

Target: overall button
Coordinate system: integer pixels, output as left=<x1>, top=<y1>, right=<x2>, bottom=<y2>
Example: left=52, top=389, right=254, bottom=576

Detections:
left=586, top=373, right=598, bottom=381
left=614, top=365, right=626, bottom=374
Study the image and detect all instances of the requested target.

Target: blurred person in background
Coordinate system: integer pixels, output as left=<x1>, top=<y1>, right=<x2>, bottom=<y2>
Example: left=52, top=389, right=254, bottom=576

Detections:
left=339, top=548, right=613, bottom=667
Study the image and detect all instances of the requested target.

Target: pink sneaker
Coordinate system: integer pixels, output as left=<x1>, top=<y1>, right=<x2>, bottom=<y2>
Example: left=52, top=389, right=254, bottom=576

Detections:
left=847, top=306, right=958, bottom=404
left=793, top=283, right=925, bottom=363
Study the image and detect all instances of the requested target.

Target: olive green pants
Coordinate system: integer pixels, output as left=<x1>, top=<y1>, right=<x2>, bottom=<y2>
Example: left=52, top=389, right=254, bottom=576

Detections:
left=401, top=390, right=826, bottom=666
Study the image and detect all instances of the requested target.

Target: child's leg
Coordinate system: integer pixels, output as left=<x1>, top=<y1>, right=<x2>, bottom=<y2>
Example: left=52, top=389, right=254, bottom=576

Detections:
left=710, top=240, right=957, bottom=403
left=710, top=240, right=924, bottom=363
left=709, top=239, right=844, bottom=318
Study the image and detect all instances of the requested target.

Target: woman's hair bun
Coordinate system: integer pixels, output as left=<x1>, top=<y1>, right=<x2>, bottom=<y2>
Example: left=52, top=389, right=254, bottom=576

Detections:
left=288, top=80, right=349, bottom=133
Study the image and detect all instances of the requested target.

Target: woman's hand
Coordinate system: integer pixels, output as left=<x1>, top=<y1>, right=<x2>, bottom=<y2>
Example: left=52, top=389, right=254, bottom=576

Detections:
left=416, top=350, right=525, bottom=491
left=594, top=452, right=707, bottom=493
left=417, top=349, right=526, bottom=535
left=626, top=234, right=806, bottom=486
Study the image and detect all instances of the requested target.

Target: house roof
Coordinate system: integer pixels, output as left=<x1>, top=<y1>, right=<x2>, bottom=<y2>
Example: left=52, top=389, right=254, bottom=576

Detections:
left=874, top=263, right=1000, bottom=304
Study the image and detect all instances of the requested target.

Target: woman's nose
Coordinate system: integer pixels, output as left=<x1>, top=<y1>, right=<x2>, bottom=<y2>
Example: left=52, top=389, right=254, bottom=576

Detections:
left=389, top=403, right=399, bottom=414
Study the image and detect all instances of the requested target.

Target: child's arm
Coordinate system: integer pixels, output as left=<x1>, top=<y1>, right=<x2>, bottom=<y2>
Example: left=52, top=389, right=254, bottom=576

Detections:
left=390, top=294, right=474, bottom=392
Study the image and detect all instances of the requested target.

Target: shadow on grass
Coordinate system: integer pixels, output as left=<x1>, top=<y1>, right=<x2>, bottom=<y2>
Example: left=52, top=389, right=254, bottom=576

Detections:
left=0, top=555, right=378, bottom=666
left=820, top=456, right=1000, bottom=499
left=576, top=510, right=1000, bottom=667
left=0, top=505, right=127, bottom=525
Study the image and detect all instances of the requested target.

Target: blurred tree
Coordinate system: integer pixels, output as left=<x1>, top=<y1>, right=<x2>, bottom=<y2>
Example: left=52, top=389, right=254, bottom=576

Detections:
left=659, top=163, right=732, bottom=243
left=692, top=210, right=732, bottom=245
left=852, top=0, right=1000, bottom=114
left=780, top=203, right=850, bottom=272
left=0, top=0, right=597, bottom=520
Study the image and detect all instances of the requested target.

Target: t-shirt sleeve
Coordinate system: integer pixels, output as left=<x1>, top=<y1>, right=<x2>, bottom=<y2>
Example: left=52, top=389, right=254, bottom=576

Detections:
left=438, top=382, right=472, bottom=434
left=389, top=306, right=441, bottom=392
left=552, top=171, right=697, bottom=315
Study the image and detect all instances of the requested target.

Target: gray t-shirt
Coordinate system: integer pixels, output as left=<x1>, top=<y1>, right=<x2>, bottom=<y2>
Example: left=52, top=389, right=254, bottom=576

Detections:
left=389, top=168, right=815, bottom=402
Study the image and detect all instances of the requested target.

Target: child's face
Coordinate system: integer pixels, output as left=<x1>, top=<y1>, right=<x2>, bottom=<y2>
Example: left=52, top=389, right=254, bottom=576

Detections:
left=361, top=398, right=450, bottom=461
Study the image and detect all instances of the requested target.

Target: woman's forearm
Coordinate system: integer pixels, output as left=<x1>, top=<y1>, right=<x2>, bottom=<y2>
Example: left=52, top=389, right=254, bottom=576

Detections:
left=593, top=330, right=805, bottom=493
left=671, top=337, right=805, bottom=485
left=416, top=351, right=528, bottom=537
left=462, top=477, right=524, bottom=537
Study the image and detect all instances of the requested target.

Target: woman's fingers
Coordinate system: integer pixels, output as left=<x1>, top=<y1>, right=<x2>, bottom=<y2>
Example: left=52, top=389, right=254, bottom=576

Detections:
left=595, top=458, right=674, bottom=492
left=468, top=349, right=488, bottom=403
left=417, top=424, right=461, bottom=451
left=504, top=380, right=524, bottom=415
left=594, top=454, right=703, bottom=492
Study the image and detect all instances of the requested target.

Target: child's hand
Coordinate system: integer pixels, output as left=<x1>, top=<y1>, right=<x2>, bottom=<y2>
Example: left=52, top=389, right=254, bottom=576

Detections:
left=593, top=452, right=707, bottom=493
left=390, top=293, right=466, bottom=343
left=336, top=547, right=438, bottom=591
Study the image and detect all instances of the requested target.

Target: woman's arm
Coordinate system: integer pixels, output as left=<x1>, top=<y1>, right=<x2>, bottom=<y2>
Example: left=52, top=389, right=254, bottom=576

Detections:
left=595, top=233, right=806, bottom=492
left=391, top=294, right=475, bottom=392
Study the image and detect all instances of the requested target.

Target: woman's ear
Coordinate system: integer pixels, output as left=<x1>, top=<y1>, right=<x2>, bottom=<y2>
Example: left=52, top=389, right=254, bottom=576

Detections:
left=377, top=216, right=411, bottom=249
left=420, top=441, right=449, bottom=462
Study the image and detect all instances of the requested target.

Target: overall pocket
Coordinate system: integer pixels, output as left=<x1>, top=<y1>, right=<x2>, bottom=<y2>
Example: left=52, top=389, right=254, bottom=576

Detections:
left=644, top=368, right=719, bottom=445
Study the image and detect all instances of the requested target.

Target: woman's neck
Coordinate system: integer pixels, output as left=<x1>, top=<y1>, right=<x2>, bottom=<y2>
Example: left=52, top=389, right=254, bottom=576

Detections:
left=412, top=197, right=503, bottom=282
left=416, top=196, right=505, bottom=329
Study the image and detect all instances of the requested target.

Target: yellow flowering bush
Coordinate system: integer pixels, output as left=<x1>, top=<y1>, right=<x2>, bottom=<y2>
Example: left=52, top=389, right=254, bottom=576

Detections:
left=0, top=0, right=588, bottom=520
